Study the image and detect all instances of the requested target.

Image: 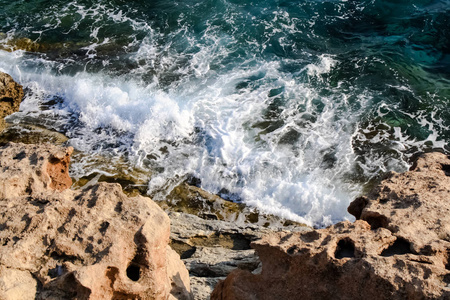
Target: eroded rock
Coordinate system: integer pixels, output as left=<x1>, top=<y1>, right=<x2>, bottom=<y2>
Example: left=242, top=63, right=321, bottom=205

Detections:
left=211, top=152, right=450, bottom=300
left=0, top=142, right=73, bottom=198
left=0, top=72, right=24, bottom=132
left=170, top=212, right=309, bottom=300
left=0, top=143, right=192, bottom=299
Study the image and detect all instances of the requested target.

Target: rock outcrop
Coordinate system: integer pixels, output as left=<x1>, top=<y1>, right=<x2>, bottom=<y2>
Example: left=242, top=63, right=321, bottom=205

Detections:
left=0, top=142, right=192, bottom=299
left=169, top=212, right=309, bottom=300
left=211, top=152, right=450, bottom=300
left=0, top=72, right=23, bottom=132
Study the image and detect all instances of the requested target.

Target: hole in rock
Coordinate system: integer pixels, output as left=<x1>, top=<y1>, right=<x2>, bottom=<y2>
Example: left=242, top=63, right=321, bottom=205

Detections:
left=115, top=202, right=123, bottom=213
left=126, top=264, right=140, bottom=282
left=300, top=231, right=320, bottom=243
left=442, top=164, right=450, bottom=176
left=445, top=250, right=450, bottom=270
left=1, top=97, right=14, bottom=104
left=381, top=237, right=412, bottom=257
left=287, top=246, right=297, bottom=255
left=379, top=198, right=389, bottom=204
left=364, top=213, right=389, bottom=230
left=13, top=151, right=26, bottom=160
left=443, top=274, right=450, bottom=285
left=48, top=156, right=61, bottom=164
left=48, top=265, right=65, bottom=279
left=420, top=245, right=434, bottom=256
left=99, top=221, right=110, bottom=234
left=335, top=239, right=355, bottom=259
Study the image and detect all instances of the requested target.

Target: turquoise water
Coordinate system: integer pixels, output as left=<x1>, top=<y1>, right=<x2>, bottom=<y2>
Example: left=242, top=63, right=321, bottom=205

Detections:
left=0, top=0, right=449, bottom=226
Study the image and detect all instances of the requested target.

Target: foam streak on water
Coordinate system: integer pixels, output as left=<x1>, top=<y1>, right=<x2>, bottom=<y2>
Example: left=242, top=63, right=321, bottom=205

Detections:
left=0, top=0, right=449, bottom=226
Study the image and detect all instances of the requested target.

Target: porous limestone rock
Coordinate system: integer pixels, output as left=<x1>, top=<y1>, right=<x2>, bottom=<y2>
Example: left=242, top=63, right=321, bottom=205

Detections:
left=0, top=267, right=37, bottom=300
left=0, top=143, right=192, bottom=299
left=0, top=142, right=73, bottom=198
left=0, top=72, right=23, bottom=132
left=211, top=152, right=450, bottom=300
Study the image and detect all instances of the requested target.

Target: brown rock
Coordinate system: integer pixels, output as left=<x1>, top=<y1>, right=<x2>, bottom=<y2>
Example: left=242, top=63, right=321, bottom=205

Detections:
left=0, top=143, right=192, bottom=299
left=353, top=152, right=450, bottom=252
left=0, top=72, right=23, bottom=132
left=211, top=152, right=450, bottom=300
left=0, top=267, right=37, bottom=300
left=0, top=143, right=73, bottom=198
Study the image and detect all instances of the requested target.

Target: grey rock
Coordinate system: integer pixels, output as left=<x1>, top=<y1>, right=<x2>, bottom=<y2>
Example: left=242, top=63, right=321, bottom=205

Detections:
left=168, top=212, right=310, bottom=300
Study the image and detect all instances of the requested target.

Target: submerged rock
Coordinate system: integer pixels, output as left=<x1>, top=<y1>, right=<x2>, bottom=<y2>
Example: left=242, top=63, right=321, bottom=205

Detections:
left=211, top=152, right=450, bottom=300
left=0, top=143, right=192, bottom=299
left=0, top=72, right=23, bottom=132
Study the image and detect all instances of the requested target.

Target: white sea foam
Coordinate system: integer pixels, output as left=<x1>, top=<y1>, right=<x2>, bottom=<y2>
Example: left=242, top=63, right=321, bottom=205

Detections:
left=0, top=49, right=358, bottom=226
left=0, top=1, right=447, bottom=227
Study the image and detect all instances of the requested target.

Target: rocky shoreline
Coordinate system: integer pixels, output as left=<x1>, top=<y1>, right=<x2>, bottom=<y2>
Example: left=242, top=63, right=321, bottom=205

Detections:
left=211, top=152, right=450, bottom=299
left=1, top=71, right=450, bottom=299
left=0, top=140, right=308, bottom=299
left=0, top=142, right=192, bottom=299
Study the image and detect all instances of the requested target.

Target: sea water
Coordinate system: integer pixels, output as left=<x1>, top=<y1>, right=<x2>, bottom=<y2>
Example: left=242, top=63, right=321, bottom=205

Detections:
left=0, top=0, right=449, bottom=226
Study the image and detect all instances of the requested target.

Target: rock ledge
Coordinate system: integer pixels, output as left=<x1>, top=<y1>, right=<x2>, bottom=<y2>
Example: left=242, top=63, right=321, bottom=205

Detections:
left=212, top=152, right=450, bottom=300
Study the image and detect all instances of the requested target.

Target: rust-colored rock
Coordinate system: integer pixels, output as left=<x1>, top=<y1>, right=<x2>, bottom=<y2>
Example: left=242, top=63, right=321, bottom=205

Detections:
left=211, top=152, right=450, bottom=300
left=46, top=149, right=72, bottom=191
left=0, top=143, right=192, bottom=299
left=0, top=72, right=23, bottom=132
left=0, top=143, right=73, bottom=198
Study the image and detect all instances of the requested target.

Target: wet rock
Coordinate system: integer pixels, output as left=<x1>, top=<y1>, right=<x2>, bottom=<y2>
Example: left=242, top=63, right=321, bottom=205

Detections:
left=0, top=124, right=69, bottom=146
left=0, top=143, right=192, bottom=299
left=0, top=72, right=24, bottom=132
left=71, top=161, right=307, bottom=229
left=211, top=152, right=450, bottom=300
left=69, top=150, right=151, bottom=194
left=161, top=182, right=308, bottom=228
left=169, top=212, right=308, bottom=258
left=0, top=36, right=40, bottom=52
left=162, top=183, right=246, bottom=222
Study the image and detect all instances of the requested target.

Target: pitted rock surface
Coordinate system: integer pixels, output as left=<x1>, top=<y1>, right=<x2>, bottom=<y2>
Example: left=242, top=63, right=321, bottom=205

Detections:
left=0, top=143, right=192, bottom=300
left=212, top=152, right=450, bottom=300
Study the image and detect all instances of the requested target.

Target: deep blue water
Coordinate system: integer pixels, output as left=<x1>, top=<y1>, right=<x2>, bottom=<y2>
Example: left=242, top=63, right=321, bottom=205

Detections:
left=0, top=0, right=449, bottom=225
